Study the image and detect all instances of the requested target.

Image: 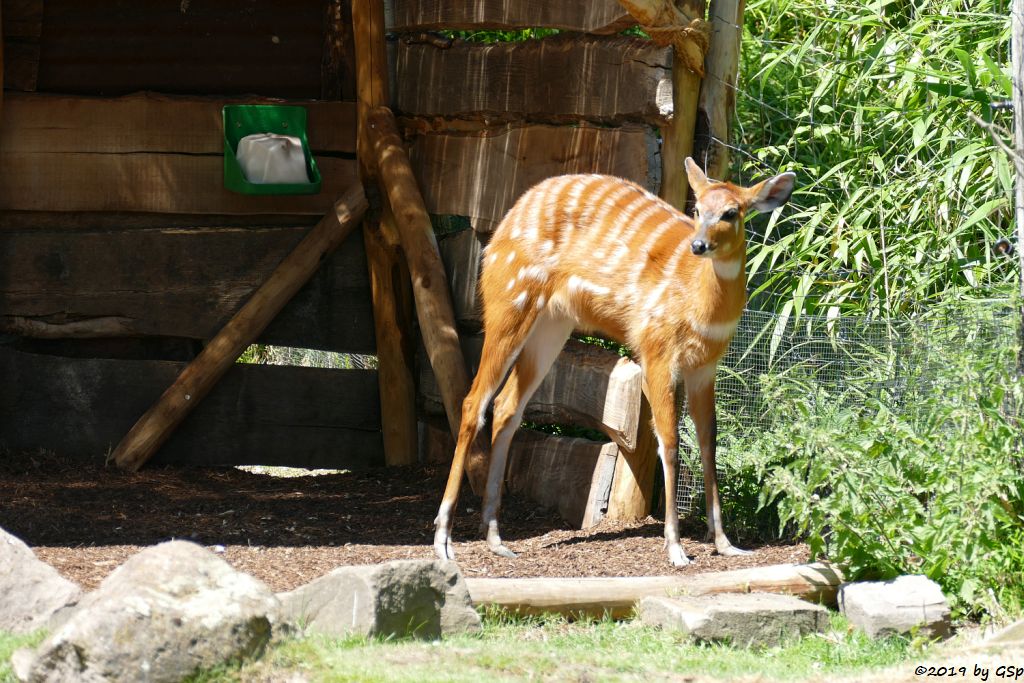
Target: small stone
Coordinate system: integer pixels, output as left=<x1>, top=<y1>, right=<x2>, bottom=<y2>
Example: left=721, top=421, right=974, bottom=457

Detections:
left=640, top=592, right=828, bottom=648
left=838, top=575, right=951, bottom=639
left=278, top=559, right=480, bottom=640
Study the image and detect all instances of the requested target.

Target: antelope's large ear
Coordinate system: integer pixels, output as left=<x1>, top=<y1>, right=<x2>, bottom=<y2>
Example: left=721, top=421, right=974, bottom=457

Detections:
left=684, top=157, right=710, bottom=194
left=748, top=171, right=796, bottom=212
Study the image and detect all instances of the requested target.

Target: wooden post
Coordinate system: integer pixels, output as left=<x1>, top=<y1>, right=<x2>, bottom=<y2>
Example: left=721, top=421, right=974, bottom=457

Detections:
left=693, top=0, right=744, bottom=181
left=605, top=393, right=659, bottom=520
left=111, top=186, right=368, bottom=471
left=1013, top=0, right=1024, bottom=374
left=365, top=106, right=489, bottom=492
left=352, top=0, right=420, bottom=466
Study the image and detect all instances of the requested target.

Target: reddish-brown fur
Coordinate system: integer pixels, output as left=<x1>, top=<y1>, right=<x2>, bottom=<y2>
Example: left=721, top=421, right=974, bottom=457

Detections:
left=433, top=158, right=795, bottom=565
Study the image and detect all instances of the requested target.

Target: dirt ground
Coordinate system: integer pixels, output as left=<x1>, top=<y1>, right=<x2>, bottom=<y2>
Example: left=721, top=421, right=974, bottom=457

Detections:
left=0, top=450, right=808, bottom=592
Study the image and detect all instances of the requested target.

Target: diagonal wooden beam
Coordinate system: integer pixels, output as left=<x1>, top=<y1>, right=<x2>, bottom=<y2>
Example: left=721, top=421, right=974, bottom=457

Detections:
left=111, top=184, right=368, bottom=471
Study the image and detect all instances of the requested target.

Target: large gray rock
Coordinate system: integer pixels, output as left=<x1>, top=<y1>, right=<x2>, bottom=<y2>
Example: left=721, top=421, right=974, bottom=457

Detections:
left=986, top=618, right=1024, bottom=645
left=0, top=527, right=82, bottom=634
left=13, top=540, right=280, bottom=683
left=838, top=575, right=950, bottom=639
left=279, top=559, right=481, bottom=639
left=640, top=593, right=829, bottom=648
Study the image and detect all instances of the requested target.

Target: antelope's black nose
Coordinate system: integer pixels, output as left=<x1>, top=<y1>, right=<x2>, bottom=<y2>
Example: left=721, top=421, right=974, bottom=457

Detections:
left=691, top=239, right=709, bottom=255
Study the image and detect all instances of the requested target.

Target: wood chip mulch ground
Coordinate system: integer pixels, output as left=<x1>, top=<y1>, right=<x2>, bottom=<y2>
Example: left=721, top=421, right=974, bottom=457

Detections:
left=0, top=450, right=808, bottom=592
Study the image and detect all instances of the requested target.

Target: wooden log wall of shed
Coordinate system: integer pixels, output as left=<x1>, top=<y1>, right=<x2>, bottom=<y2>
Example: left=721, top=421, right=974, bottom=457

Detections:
left=0, top=346, right=384, bottom=469
left=389, top=0, right=634, bottom=34
left=0, top=1, right=378, bottom=470
left=110, top=185, right=369, bottom=472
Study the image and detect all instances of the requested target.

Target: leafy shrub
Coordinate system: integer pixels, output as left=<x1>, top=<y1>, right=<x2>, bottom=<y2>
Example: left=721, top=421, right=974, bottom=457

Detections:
left=754, top=341, right=1023, bottom=620
left=736, top=0, right=1016, bottom=316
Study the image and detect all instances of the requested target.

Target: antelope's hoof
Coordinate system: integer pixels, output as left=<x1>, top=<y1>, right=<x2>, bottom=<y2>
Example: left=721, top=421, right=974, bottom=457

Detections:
left=716, top=544, right=752, bottom=557
left=667, top=544, right=691, bottom=567
left=488, top=543, right=517, bottom=559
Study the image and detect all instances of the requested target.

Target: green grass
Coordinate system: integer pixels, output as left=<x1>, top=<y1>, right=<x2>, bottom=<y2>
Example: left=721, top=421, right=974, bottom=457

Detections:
left=183, top=611, right=918, bottom=682
left=0, top=631, right=46, bottom=683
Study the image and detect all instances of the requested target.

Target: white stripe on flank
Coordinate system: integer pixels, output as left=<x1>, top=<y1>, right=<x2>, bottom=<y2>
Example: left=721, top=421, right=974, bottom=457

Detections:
left=518, top=265, right=549, bottom=283
left=536, top=293, right=547, bottom=310
left=513, top=291, right=529, bottom=310
left=488, top=252, right=499, bottom=265
left=643, top=239, right=690, bottom=310
left=564, top=176, right=598, bottom=218
left=567, top=274, right=610, bottom=297
left=506, top=251, right=516, bottom=264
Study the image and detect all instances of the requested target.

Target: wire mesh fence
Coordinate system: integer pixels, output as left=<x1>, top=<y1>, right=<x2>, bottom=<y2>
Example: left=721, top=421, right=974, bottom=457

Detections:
left=675, top=300, right=1020, bottom=516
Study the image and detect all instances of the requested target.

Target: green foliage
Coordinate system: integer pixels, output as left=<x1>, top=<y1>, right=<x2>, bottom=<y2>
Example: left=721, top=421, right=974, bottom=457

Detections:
left=736, top=0, right=1017, bottom=316
left=752, top=337, right=1024, bottom=620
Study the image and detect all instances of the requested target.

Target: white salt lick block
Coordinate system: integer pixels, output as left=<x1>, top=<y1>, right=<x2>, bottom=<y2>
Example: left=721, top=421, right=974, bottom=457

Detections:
left=236, top=133, right=309, bottom=184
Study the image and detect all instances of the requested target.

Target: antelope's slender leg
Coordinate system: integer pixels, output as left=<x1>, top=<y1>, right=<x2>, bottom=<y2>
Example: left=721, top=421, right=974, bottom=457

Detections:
left=684, top=364, right=750, bottom=556
left=480, top=312, right=574, bottom=558
left=642, top=354, right=689, bottom=567
left=433, top=308, right=540, bottom=560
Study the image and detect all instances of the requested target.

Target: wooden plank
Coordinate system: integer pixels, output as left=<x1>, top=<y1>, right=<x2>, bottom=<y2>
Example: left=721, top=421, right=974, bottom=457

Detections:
left=0, top=151, right=359, bottom=215
left=1, top=0, right=41, bottom=91
left=419, top=421, right=614, bottom=529
left=465, top=563, right=845, bottom=618
left=505, top=429, right=618, bottom=529
left=410, top=124, right=659, bottom=233
left=420, top=336, right=643, bottom=452
left=0, top=347, right=384, bottom=469
left=1, top=92, right=357, bottom=155
left=110, top=185, right=368, bottom=471
left=389, top=0, right=634, bottom=34
left=605, top=395, right=659, bottom=521
left=321, top=0, right=357, bottom=100
left=0, top=225, right=376, bottom=354
left=395, top=35, right=671, bottom=124
left=36, top=0, right=325, bottom=98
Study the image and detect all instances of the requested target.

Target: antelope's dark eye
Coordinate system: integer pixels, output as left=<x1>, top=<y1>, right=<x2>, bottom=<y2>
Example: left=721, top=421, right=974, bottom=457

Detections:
left=721, top=208, right=738, bottom=220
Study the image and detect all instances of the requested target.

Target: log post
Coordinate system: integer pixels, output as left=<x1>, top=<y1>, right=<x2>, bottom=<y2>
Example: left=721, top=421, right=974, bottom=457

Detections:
left=605, top=393, right=660, bottom=520
left=352, top=0, right=419, bottom=466
left=111, top=186, right=368, bottom=471
left=365, top=106, right=489, bottom=492
left=693, top=0, right=744, bottom=181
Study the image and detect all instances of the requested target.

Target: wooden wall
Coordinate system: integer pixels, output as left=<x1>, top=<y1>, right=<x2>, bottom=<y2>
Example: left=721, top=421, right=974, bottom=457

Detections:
left=389, top=1, right=670, bottom=529
left=2, top=0, right=691, bottom=532
left=0, top=0, right=380, bottom=468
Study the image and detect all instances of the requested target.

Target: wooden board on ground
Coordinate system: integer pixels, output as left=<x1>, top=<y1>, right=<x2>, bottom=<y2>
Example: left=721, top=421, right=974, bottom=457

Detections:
left=0, top=92, right=358, bottom=215
left=389, top=0, right=634, bottom=34
left=465, top=563, right=845, bottom=618
left=420, top=336, right=642, bottom=452
left=410, top=124, right=659, bottom=233
left=395, top=35, right=671, bottom=124
left=0, top=226, right=376, bottom=354
left=0, top=347, right=384, bottom=469
left=419, top=421, right=615, bottom=529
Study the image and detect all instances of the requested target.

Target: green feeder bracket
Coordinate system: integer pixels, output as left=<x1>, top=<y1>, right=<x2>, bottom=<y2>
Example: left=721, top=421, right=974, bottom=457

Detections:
left=223, top=104, right=322, bottom=195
